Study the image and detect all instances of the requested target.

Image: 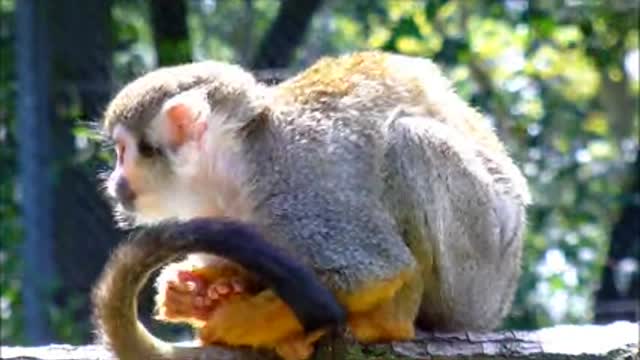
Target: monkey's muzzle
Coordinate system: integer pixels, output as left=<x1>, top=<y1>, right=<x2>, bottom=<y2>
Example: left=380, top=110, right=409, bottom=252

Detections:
left=115, top=177, right=137, bottom=210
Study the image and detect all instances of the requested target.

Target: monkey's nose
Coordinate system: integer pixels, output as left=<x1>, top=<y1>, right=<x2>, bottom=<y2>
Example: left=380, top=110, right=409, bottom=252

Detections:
left=115, top=177, right=136, bottom=209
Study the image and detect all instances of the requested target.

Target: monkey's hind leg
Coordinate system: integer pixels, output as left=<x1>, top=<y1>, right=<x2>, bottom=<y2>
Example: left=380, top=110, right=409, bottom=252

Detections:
left=195, top=268, right=423, bottom=358
left=346, top=269, right=423, bottom=343
left=198, top=290, right=306, bottom=346
left=198, top=289, right=327, bottom=360
left=386, top=113, right=527, bottom=330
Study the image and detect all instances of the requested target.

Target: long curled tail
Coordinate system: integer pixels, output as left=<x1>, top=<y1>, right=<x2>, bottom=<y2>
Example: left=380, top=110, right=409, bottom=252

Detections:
left=92, top=217, right=345, bottom=360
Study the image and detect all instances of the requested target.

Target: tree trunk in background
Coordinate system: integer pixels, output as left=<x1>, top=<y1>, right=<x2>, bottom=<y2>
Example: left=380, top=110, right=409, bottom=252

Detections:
left=251, top=0, right=324, bottom=69
left=594, top=149, right=640, bottom=323
left=592, top=46, right=640, bottom=323
left=150, top=0, right=191, bottom=66
left=46, top=0, right=121, bottom=342
left=15, top=0, right=56, bottom=344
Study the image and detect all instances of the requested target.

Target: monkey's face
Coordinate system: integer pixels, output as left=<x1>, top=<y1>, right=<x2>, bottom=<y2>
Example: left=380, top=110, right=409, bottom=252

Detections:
left=104, top=104, right=213, bottom=226
left=101, top=62, right=265, bottom=226
left=105, top=123, right=178, bottom=224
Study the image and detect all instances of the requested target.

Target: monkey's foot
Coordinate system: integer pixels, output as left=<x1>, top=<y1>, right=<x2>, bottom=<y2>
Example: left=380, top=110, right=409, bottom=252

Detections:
left=155, top=260, right=262, bottom=324
left=198, top=290, right=305, bottom=346
left=347, top=301, right=415, bottom=343
left=275, top=329, right=326, bottom=360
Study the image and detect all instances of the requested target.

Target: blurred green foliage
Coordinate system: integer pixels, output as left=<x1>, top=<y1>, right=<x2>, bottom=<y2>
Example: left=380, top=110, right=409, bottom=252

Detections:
left=0, top=0, right=23, bottom=344
left=1, top=0, right=637, bottom=344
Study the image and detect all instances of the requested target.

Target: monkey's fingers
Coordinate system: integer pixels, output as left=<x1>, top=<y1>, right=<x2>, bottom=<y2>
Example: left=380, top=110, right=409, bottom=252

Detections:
left=167, top=278, right=195, bottom=293
left=158, top=275, right=253, bottom=324
left=206, top=277, right=248, bottom=300
left=178, top=264, right=261, bottom=294
left=155, top=259, right=264, bottom=327
left=191, top=259, right=256, bottom=282
left=158, top=286, right=215, bottom=322
left=157, top=271, right=210, bottom=320
left=177, top=270, right=208, bottom=295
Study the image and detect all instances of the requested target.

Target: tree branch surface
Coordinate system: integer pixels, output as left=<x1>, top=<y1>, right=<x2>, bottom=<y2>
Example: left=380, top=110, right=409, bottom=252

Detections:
left=2, top=321, right=638, bottom=359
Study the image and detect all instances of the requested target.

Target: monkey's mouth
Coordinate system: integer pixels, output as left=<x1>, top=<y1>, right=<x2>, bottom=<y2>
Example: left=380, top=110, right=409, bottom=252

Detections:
left=102, top=176, right=138, bottom=214
left=118, top=197, right=136, bottom=212
left=107, top=201, right=137, bottom=229
left=114, top=179, right=137, bottom=210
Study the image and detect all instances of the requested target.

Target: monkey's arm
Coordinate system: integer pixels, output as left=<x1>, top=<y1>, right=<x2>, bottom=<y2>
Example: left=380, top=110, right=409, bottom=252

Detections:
left=155, top=252, right=332, bottom=360
left=154, top=254, right=264, bottom=326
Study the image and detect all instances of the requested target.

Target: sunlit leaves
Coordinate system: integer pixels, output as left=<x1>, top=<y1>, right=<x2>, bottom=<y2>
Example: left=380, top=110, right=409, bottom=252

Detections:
left=395, top=36, right=430, bottom=55
left=527, top=46, right=600, bottom=101
left=384, top=11, right=441, bottom=56
left=387, top=0, right=423, bottom=21
left=368, top=27, right=392, bottom=48
left=329, top=15, right=368, bottom=51
left=586, top=140, right=616, bottom=161
left=470, top=18, right=520, bottom=60
left=112, top=1, right=155, bottom=78
left=378, top=0, right=636, bottom=328
left=552, top=25, right=583, bottom=48
left=583, top=112, right=609, bottom=136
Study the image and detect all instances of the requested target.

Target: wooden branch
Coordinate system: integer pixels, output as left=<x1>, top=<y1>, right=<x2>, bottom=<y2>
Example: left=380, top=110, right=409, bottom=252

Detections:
left=2, top=322, right=637, bottom=360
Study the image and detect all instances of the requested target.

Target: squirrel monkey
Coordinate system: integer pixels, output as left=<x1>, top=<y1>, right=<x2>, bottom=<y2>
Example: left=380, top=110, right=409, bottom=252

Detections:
left=95, top=51, right=531, bottom=359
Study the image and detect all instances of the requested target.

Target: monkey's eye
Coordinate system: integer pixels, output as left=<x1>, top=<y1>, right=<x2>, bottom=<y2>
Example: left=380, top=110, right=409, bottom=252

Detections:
left=116, top=142, right=126, bottom=164
left=138, top=139, right=161, bottom=158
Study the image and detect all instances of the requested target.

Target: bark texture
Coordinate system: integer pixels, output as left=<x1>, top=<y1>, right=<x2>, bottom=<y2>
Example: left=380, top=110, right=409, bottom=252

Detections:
left=2, top=322, right=637, bottom=360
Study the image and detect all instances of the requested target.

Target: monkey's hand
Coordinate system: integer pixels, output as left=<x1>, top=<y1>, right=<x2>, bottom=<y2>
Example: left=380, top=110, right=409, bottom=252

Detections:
left=156, top=259, right=326, bottom=359
left=154, top=256, right=261, bottom=326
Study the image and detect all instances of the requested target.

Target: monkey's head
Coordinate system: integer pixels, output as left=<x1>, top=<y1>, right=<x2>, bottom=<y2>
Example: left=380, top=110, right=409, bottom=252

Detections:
left=101, top=61, right=267, bottom=226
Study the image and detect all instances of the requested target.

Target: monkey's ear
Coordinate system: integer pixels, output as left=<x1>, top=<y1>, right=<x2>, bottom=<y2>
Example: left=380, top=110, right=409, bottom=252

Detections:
left=163, top=102, right=207, bottom=148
